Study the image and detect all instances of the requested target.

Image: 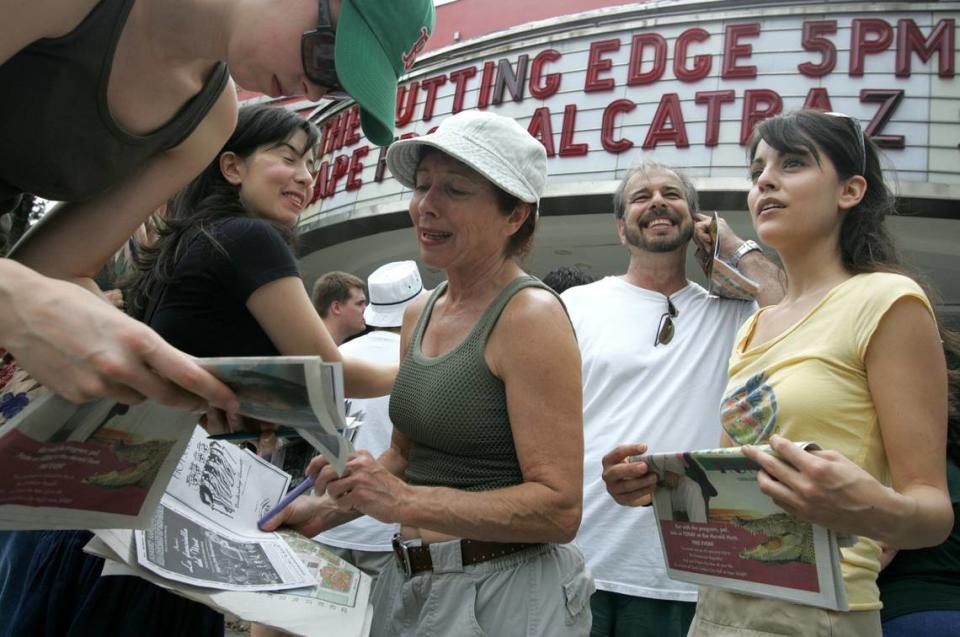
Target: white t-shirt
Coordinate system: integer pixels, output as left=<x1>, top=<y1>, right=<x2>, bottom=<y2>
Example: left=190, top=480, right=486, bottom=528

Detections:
left=562, top=276, right=755, bottom=601
left=315, top=330, right=400, bottom=552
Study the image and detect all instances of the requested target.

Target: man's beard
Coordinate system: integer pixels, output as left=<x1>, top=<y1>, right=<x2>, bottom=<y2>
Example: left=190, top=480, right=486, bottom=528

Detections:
left=624, top=210, right=694, bottom=253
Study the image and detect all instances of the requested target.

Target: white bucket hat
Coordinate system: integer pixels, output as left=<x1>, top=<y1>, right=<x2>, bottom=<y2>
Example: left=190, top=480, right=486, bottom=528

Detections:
left=385, top=111, right=547, bottom=204
left=363, top=261, right=424, bottom=327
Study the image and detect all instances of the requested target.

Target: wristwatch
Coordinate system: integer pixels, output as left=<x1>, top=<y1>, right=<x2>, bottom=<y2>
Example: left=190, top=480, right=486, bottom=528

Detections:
left=728, top=240, right=761, bottom=269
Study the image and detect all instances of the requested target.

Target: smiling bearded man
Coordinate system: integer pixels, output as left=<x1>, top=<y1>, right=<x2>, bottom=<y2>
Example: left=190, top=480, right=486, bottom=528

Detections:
left=619, top=164, right=696, bottom=254
left=560, top=160, right=783, bottom=637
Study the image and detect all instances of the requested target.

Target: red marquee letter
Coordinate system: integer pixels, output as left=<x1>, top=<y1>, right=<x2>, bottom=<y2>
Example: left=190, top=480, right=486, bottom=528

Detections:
left=695, top=90, right=735, bottom=147
left=861, top=89, right=905, bottom=149
left=449, top=67, right=478, bottom=113
left=722, top=23, right=760, bottom=80
left=396, top=82, right=420, bottom=127
left=602, top=99, right=636, bottom=153
left=420, top=75, right=448, bottom=122
left=642, top=93, right=689, bottom=150
left=850, top=19, right=893, bottom=76
left=674, top=28, right=712, bottom=82
left=798, top=20, right=837, bottom=77
left=344, top=106, right=361, bottom=147
left=527, top=107, right=557, bottom=157
left=477, top=61, right=497, bottom=109
left=585, top=38, right=621, bottom=92
left=740, top=89, right=783, bottom=145
left=346, top=145, right=369, bottom=191
left=803, top=87, right=833, bottom=112
left=559, top=105, right=589, bottom=157
left=896, top=18, right=955, bottom=78
left=312, top=161, right=329, bottom=202
left=327, top=155, right=350, bottom=197
left=627, top=33, right=666, bottom=86
left=530, top=49, right=563, bottom=99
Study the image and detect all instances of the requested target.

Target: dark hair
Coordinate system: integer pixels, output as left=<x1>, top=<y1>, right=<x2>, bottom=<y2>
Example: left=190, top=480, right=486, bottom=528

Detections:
left=311, top=271, right=365, bottom=316
left=493, top=187, right=537, bottom=260
left=751, top=109, right=959, bottom=462
left=127, top=105, right=319, bottom=320
left=948, top=331, right=960, bottom=465
left=749, top=110, right=897, bottom=276
left=542, top=266, right=595, bottom=294
left=613, top=160, right=699, bottom=220
left=417, top=148, right=537, bottom=260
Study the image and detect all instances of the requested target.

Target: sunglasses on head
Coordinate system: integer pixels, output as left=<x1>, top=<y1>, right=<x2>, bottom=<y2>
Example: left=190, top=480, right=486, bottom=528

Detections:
left=823, top=112, right=866, bottom=176
left=655, top=297, right=678, bottom=347
left=300, top=0, right=350, bottom=100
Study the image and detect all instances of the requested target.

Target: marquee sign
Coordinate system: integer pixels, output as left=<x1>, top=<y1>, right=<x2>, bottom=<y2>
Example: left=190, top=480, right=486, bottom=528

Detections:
left=304, top=7, right=958, bottom=220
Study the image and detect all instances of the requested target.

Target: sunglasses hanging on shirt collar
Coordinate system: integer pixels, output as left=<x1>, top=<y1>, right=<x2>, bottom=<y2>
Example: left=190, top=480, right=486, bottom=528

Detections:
left=655, top=297, right=678, bottom=347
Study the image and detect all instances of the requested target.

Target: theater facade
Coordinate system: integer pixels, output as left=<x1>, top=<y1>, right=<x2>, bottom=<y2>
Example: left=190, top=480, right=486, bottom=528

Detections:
left=277, top=0, right=960, bottom=318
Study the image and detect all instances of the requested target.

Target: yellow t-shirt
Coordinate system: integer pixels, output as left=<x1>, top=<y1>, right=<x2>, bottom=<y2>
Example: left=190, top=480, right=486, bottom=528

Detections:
left=720, top=272, right=934, bottom=611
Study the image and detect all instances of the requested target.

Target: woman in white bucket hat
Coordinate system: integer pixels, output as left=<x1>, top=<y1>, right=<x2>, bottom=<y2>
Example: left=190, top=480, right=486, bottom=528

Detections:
left=265, top=111, right=593, bottom=636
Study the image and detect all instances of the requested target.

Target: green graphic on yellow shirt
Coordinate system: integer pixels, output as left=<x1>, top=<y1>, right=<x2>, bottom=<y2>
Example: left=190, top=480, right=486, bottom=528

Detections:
left=721, top=372, right=778, bottom=445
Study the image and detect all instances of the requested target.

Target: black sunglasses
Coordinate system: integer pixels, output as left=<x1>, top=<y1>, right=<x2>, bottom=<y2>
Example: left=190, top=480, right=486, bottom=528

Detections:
left=655, top=297, right=678, bottom=347
left=300, top=0, right=350, bottom=100
left=823, top=112, right=866, bottom=176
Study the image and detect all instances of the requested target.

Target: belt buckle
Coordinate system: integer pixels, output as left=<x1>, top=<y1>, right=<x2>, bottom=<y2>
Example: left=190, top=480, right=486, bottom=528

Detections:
left=391, top=533, right=413, bottom=578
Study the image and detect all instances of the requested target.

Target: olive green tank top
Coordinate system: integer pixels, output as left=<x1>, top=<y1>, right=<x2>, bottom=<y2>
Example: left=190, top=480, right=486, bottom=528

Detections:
left=390, top=276, right=560, bottom=491
left=0, top=0, right=229, bottom=213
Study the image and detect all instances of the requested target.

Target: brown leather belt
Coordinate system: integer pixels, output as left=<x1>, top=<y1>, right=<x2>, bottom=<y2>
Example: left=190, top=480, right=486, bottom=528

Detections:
left=391, top=533, right=541, bottom=577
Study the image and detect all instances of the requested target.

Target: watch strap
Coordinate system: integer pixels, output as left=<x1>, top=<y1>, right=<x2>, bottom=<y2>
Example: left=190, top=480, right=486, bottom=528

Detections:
left=729, top=240, right=761, bottom=269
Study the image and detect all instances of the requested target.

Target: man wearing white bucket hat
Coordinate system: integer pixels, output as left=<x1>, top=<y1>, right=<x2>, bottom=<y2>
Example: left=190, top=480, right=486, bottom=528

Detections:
left=263, top=111, right=593, bottom=636
left=362, top=261, right=426, bottom=328
left=313, top=261, right=424, bottom=584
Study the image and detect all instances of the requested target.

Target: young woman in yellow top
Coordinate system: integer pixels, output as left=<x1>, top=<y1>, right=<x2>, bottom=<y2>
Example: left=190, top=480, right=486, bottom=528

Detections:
left=604, top=109, right=955, bottom=636
left=704, top=110, right=954, bottom=634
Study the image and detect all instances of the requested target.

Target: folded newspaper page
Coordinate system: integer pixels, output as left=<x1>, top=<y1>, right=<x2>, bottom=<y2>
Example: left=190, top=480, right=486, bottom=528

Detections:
left=134, top=428, right=315, bottom=591
left=199, top=357, right=352, bottom=474
left=0, top=362, right=198, bottom=530
left=633, top=444, right=849, bottom=611
left=91, top=525, right=372, bottom=636
left=702, top=212, right=760, bottom=301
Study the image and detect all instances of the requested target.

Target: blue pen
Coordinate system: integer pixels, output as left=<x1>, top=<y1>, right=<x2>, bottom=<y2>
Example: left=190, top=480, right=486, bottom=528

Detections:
left=257, top=474, right=316, bottom=529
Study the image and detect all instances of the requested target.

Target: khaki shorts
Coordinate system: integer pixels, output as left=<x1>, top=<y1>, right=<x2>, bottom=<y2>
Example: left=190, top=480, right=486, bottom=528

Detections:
left=687, top=587, right=881, bottom=637
left=370, top=541, right=594, bottom=637
left=314, top=542, right=394, bottom=591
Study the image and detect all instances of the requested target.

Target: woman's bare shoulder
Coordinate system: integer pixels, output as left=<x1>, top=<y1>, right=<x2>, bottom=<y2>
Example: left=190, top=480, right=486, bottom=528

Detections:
left=497, top=285, right=573, bottom=343
left=1, top=0, right=102, bottom=65
left=399, top=292, right=432, bottom=352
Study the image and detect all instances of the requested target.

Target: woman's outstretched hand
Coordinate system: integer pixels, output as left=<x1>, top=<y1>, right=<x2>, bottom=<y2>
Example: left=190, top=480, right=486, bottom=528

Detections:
left=1, top=264, right=237, bottom=412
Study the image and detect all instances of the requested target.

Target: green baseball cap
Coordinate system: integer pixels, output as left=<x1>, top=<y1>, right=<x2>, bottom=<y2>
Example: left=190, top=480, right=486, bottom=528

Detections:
left=335, top=0, right=436, bottom=147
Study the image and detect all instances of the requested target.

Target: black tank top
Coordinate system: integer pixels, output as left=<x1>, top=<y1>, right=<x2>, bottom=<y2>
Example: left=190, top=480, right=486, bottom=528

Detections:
left=0, top=0, right=229, bottom=213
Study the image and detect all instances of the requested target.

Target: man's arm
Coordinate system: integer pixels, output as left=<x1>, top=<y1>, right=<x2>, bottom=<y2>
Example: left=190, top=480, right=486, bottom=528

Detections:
left=692, top=213, right=784, bottom=307
left=735, top=250, right=784, bottom=307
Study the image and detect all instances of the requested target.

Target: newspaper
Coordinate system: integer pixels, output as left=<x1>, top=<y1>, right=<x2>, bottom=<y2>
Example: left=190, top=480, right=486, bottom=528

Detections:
left=199, top=357, right=353, bottom=474
left=634, top=443, right=850, bottom=610
left=90, top=497, right=372, bottom=636
left=700, top=212, right=760, bottom=301
left=0, top=361, right=198, bottom=530
left=134, top=428, right=315, bottom=591
left=272, top=415, right=362, bottom=489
